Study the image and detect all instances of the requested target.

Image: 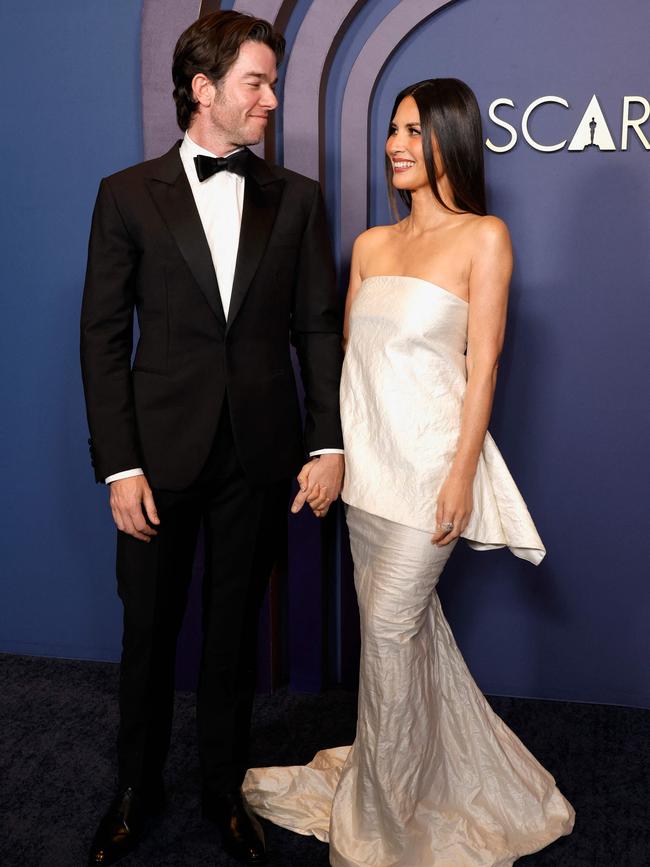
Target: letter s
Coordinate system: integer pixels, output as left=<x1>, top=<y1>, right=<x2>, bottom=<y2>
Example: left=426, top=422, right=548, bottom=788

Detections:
left=486, top=98, right=517, bottom=153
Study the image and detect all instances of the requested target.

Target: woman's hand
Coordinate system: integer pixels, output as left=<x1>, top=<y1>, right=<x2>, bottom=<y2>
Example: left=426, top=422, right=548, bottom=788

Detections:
left=431, top=472, right=473, bottom=546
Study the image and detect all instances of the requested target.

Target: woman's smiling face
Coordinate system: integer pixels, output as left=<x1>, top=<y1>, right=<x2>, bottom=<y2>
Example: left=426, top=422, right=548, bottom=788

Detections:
left=386, top=95, right=444, bottom=193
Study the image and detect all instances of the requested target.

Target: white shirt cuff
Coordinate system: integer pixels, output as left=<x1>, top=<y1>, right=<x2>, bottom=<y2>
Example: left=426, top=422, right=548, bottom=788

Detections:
left=105, top=468, right=145, bottom=484
left=105, top=453, right=344, bottom=482
left=309, top=449, right=345, bottom=456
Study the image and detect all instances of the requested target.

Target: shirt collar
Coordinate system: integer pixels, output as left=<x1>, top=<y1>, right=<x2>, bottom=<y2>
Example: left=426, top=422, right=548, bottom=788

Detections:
left=181, top=131, right=243, bottom=160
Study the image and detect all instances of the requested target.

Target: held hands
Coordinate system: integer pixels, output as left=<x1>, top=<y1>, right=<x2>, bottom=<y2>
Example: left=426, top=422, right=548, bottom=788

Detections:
left=109, top=475, right=160, bottom=542
left=431, top=472, right=473, bottom=546
left=291, top=454, right=344, bottom=519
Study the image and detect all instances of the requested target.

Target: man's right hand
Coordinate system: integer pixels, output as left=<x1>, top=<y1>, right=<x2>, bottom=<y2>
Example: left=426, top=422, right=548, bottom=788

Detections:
left=109, top=475, right=160, bottom=542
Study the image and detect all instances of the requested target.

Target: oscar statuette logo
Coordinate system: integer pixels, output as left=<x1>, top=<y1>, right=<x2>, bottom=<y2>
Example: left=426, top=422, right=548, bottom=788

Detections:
left=485, top=94, right=649, bottom=153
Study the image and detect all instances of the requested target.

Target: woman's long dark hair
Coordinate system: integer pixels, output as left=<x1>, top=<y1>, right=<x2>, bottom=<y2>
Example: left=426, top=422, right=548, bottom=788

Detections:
left=386, top=78, right=487, bottom=218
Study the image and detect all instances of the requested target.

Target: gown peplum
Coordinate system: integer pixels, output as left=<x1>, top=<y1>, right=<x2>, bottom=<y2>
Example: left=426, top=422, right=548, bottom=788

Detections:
left=340, top=275, right=545, bottom=565
left=243, top=275, right=574, bottom=866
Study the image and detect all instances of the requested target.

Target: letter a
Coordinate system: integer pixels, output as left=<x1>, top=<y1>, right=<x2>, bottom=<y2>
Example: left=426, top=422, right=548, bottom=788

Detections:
left=568, top=95, right=616, bottom=151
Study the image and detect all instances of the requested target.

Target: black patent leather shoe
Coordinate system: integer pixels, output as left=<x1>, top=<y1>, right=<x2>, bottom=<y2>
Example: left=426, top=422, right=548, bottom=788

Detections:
left=205, top=788, right=267, bottom=864
left=88, top=786, right=163, bottom=866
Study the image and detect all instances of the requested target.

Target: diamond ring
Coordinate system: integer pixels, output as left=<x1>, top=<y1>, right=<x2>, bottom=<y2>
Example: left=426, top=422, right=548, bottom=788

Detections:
left=440, top=521, right=454, bottom=532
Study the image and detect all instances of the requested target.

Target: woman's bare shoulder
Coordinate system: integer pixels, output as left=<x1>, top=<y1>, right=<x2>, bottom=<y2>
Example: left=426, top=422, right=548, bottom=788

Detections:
left=466, top=214, right=511, bottom=249
left=354, top=223, right=401, bottom=253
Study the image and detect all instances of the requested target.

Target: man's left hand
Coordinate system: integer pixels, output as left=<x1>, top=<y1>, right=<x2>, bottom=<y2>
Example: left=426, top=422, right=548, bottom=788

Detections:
left=291, top=454, right=344, bottom=518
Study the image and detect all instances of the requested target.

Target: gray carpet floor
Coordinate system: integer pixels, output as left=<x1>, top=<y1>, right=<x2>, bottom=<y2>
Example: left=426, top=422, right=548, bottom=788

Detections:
left=1, top=654, right=648, bottom=866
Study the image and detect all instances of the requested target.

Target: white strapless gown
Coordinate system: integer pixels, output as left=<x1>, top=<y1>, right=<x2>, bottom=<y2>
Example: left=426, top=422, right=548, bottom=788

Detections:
left=244, top=276, right=574, bottom=865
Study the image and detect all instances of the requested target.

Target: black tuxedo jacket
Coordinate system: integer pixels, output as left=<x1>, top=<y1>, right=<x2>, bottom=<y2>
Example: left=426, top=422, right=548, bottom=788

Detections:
left=81, top=142, right=343, bottom=490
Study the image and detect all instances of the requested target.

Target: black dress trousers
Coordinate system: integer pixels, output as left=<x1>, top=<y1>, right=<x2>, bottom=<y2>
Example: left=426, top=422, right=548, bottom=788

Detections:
left=114, top=404, right=289, bottom=804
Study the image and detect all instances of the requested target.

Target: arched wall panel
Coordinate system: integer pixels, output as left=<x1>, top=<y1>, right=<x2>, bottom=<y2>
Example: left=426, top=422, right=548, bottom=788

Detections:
left=281, top=0, right=357, bottom=180
left=233, top=0, right=285, bottom=22
left=338, top=0, right=455, bottom=261
left=142, top=0, right=204, bottom=158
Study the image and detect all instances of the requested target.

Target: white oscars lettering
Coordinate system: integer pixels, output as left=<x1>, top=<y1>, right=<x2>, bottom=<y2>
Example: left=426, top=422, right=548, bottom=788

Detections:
left=621, top=97, right=650, bottom=150
left=485, top=94, right=650, bottom=153
left=568, top=95, right=615, bottom=151
left=521, top=96, right=569, bottom=152
left=485, top=99, right=517, bottom=153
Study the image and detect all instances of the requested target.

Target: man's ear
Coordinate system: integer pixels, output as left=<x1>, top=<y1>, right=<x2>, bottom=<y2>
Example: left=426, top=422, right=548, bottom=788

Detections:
left=191, top=73, right=214, bottom=109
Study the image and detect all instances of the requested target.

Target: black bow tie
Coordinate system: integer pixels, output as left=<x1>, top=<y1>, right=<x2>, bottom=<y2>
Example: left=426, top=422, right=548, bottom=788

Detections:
left=194, top=149, right=249, bottom=181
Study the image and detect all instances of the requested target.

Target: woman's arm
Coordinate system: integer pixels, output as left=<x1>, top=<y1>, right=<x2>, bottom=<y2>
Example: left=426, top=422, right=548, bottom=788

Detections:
left=433, top=216, right=512, bottom=545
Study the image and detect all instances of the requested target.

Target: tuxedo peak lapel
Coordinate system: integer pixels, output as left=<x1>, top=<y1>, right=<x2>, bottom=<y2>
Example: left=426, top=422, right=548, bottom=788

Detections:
left=146, top=145, right=226, bottom=326
left=145, top=141, right=184, bottom=184
left=227, top=156, right=284, bottom=329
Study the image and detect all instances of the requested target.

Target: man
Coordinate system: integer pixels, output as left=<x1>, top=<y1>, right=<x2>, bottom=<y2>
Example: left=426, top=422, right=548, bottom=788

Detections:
left=81, top=11, right=344, bottom=865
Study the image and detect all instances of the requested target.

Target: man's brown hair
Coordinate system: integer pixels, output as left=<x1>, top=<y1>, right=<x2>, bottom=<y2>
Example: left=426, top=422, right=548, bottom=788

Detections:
left=172, top=10, right=285, bottom=131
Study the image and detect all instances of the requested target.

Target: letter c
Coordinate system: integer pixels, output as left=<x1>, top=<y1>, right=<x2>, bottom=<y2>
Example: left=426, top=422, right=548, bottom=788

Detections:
left=522, top=96, right=569, bottom=152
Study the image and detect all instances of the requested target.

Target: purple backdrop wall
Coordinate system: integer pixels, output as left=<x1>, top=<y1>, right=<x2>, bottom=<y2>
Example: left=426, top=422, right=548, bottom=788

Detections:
left=1, top=0, right=648, bottom=709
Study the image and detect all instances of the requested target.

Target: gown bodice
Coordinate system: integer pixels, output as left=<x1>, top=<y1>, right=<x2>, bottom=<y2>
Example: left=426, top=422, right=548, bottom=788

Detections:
left=340, top=274, right=545, bottom=564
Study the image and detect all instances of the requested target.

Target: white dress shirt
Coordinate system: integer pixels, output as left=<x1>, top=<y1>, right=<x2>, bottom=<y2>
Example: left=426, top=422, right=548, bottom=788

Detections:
left=179, top=132, right=245, bottom=318
left=105, top=133, right=342, bottom=484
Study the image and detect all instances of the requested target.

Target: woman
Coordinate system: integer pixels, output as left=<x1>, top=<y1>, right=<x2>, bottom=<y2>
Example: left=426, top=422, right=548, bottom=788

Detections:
left=244, top=79, right=575, bottom=866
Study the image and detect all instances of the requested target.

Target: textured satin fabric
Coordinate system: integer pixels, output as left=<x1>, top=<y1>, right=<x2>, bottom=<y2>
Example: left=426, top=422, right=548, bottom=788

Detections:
left=244, top=510, right=574, bottom=865
left=341, top=276, right=545, bottom=565
left=243, top=276, right=574, bottom=863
